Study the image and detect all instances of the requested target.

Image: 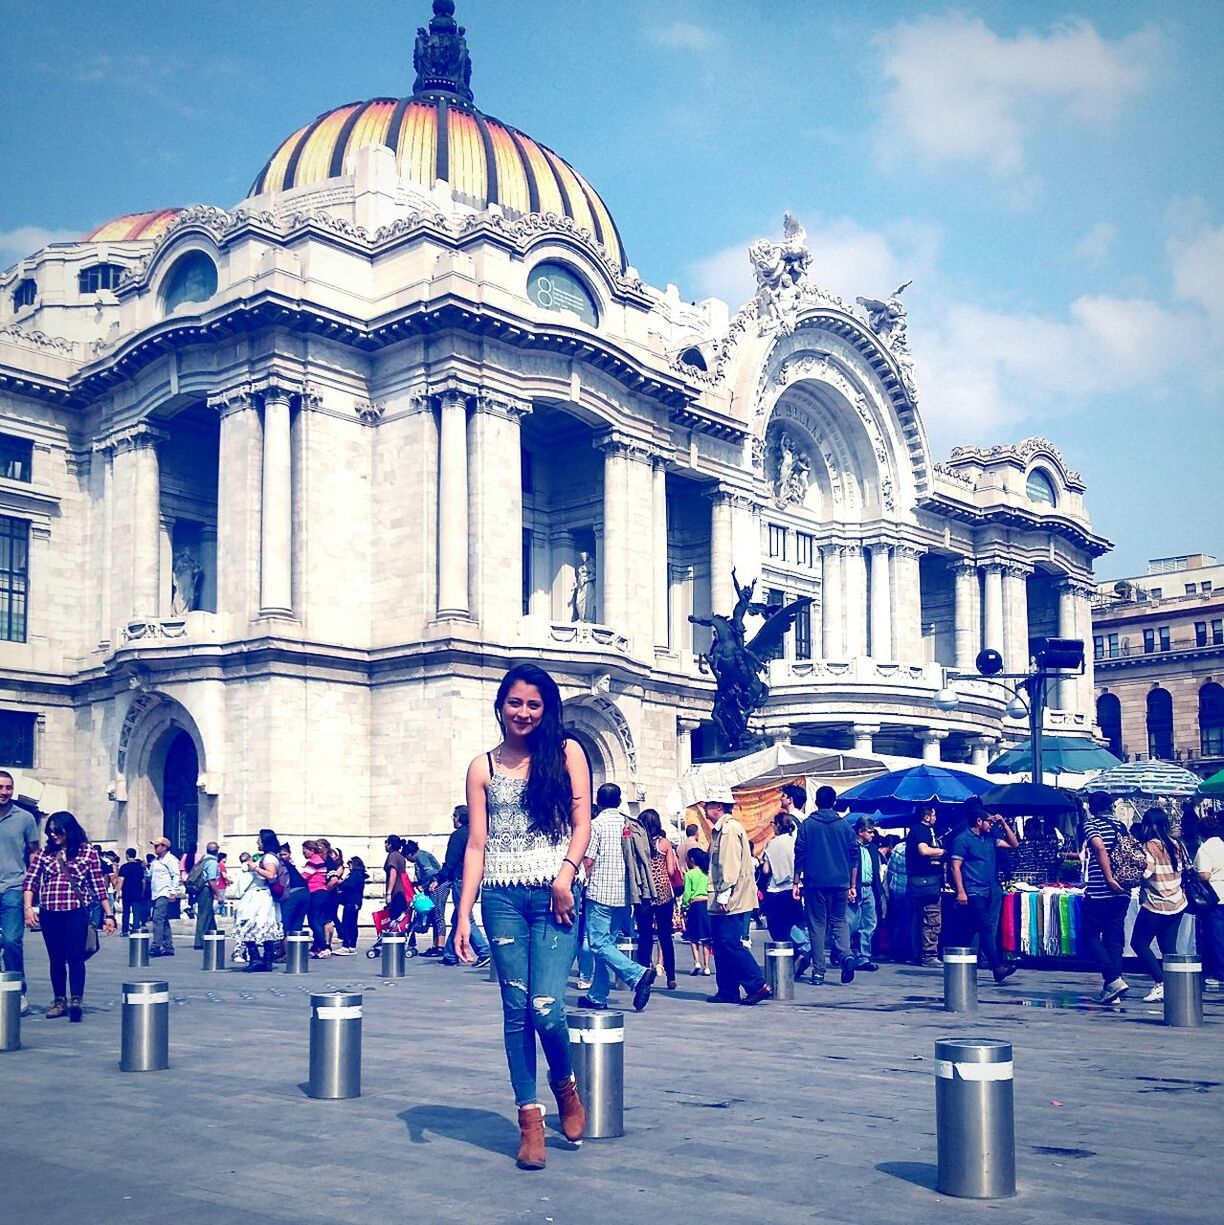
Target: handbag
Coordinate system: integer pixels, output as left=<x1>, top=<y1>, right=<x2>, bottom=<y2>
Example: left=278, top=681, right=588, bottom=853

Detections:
left=1182, top=865, right=1219, bottom=915
left=666, top=844, right=684, bottom=892
left=84, top=921, right=100, bottom=960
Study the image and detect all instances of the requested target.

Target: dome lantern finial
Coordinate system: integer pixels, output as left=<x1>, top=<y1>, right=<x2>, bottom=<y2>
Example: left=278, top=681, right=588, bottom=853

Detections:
left=412, top=0, right=474, bottom=103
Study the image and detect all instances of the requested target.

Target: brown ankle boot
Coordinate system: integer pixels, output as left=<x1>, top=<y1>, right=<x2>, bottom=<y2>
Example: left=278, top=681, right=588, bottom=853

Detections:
left=46, top=997, right=67, bottom=1019
left=551, top=1076, right=586, bottom=1143
left=516, top=1104, right=546, bottom=1170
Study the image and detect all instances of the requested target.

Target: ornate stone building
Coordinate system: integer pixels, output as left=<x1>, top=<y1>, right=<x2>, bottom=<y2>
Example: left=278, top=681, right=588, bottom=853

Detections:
left=0, top=2, right=1108, bottom=849
left=1092, top=554, right=1224, bottom=777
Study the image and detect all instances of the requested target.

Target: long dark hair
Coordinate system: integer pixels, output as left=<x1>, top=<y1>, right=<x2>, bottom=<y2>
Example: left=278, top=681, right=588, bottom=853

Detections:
left=45, top=810, right=89, bottom=858
left=1138, top=808, right=1182, bottom=869
left=258, top=828, right=280, bottom=855
left=495, top=662, right=574, bottom=842
left=638, top=807, right=666, bottom=850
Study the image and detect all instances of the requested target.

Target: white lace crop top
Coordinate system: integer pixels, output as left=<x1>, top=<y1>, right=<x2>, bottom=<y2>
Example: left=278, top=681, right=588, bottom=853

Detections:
left=482, top=766, right=573, bottom=888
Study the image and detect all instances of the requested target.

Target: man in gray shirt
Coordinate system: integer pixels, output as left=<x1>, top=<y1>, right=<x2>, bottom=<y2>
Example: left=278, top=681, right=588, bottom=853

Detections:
left=0, top=770, right=40, bottom=1013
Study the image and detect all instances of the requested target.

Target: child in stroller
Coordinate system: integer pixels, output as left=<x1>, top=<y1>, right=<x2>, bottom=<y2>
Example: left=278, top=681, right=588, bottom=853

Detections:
left=366, top=888, right=436, bottom=958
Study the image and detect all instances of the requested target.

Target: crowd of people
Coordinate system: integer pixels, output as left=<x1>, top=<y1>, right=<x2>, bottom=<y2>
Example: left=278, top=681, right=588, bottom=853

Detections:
left=4, top=661, right=1224, bottom=1173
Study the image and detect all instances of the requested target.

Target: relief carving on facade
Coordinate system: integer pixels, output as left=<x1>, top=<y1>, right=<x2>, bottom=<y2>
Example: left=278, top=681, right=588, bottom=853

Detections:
left=767, top=426, right=813, bottom=509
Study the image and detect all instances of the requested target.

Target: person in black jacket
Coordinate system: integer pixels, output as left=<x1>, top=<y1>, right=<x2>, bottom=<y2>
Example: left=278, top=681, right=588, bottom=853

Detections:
left=437, top=805, right=491, bottom=967
left=847, top=817, right=884, bottom=970
left=334, top=856, right=367, bottom=954
left=792, top=786, right=858, bottom=986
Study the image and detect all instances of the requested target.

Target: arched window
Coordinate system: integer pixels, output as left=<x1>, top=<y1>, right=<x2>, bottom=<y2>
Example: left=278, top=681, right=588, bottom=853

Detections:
left=1096, top=692, right=1122, bottom=759
left=78, top=263, right=125, bottom=293
left=526, top=261, right=598, bottom=327
left=1146, top=687, right=1174, bottom=760
left=12, top=278, right=36, bottom=310
left=161, top=251, right=218, bottom=314
left=1026, top=468, right=1057, bottom=506
left=679, top=346, right=707, bottom=371
left=1201, top=682, right=1224, bottom=758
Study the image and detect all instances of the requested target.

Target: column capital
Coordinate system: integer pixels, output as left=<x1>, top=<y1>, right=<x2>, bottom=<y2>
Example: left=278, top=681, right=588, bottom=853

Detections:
left=982, top=560, right=1004, bottom=576
left=841, top=542, right=863, bottom=559
left=952, top=559, right=979, bottom=578
left=703, top=481, right=758, bottom=510
left=851, top=722, right=882, bottom=736
left=355, top=400, right=385, bottom=426
left=1059, top=577, right=1095, bottom=599
left=477, top=390, right=532, bottom=421
left=917, top=728, right=949, bottom=743
left=676, top=716, right=702, bottom=734
left=206, top=383, right=258, bottom=418
left=867, top=540, right=893, bottom=558
left=248, top=371, right=319, bottom=410
left=594, top=429, right=654, bottom=464
left=970, top=735, right=999, bottom=750
left=894, top=543, right=926, bottom=562
left=1002, top=562, right=1034, bottom=580
left=95, top=420, right=168, bottom=455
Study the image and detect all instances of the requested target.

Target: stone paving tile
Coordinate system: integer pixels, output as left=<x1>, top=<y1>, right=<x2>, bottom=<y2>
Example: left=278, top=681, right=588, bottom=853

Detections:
left=3, top=926, right=1220, bottom=1225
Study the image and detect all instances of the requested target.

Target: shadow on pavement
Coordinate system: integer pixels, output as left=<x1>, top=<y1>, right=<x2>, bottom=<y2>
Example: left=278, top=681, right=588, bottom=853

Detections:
left=875, top=1160, right=938, bottom=1190
left=400, top=1104, right=520, bottom=1156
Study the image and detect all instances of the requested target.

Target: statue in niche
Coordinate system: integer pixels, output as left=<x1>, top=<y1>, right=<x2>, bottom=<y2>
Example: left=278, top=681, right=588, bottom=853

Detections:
left=690, top=570, right=813, bottom=754
left=770, top=428, right=812, bottom=509
left=856, top=280, right=912, bottom=353
left=170, top=549, right=203, bottom=616
left=571, top=550, right=596, bottom=623
left=749, top=212, right=812, bottom=334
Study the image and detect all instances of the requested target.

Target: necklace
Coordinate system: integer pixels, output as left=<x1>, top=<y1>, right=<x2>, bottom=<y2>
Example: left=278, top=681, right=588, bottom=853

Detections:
left=494, top=743, right=531, bottom=776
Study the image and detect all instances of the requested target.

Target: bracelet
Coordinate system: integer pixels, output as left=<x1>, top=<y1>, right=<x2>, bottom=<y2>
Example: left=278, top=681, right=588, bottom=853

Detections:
left=561, top=858, right=580, bottom=874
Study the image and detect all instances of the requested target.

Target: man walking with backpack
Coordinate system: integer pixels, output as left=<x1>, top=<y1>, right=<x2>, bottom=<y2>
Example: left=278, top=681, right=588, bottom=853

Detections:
left=1081, top=792, right=1136, bottom=1003
left=188, top=841, right=222, bottom=949
left=406, top=840, right=445, bottom=957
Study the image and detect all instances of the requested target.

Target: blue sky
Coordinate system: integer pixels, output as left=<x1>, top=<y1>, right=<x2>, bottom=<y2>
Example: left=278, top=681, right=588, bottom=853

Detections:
left=2, top=0, right=1221, bottom=578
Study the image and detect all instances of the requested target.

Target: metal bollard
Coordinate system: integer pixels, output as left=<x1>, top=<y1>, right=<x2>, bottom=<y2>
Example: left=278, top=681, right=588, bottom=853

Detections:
left=120, top=980, right=170, bottom=1072
left=487, top=951, right=500, bottom=983
left=201, top=932, right=226, bottom=972
left=935, top=1037, right=1015, bottom=1199
left=943, top=947, right=978, bottom=1013
left=308, top=991, right=362, bottom=1099
left=380, top=935, right=407, bottom=978
left=1163, top=953, right=1203, bottom=1028
left=764, top=941, right=794, bottom=1000
left=284, top=933, right=311, bottom=975
left=568, top=1009, right=624, bottom=1138
left=128, top=931, right=150, bottom=968
left=0, top=970, right=21, bottom=1052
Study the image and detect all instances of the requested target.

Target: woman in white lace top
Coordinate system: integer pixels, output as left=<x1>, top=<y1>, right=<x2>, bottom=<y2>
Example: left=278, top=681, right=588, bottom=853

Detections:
left=455, top=662, right=592, bottom=1170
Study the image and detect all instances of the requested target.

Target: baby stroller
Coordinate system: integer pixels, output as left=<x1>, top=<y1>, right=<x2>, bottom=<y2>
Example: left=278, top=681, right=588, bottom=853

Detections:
left=365, top=893, right=435, bottom=959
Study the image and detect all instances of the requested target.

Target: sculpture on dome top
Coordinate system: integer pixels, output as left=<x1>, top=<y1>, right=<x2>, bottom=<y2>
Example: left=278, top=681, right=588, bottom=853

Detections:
left=856, top=280, right=912, bottom=354
left=413, top=0, right=474, bottom=102
left=748, top=212, right=812, bottom=335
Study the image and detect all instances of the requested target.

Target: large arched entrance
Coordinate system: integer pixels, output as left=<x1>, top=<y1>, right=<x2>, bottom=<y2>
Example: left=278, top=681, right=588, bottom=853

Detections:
left=564, top=694, right=637, bottom=804
left=161, top=731, right=199, bottom=852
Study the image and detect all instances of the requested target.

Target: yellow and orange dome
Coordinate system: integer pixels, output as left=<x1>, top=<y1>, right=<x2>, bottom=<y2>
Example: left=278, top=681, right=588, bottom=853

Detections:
left=83, top=208, right=186, bottom=243
left=247, top=96, right=625, bottom=270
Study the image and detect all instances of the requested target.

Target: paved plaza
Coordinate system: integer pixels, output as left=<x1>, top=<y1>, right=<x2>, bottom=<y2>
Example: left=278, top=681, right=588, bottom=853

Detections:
left=3, top=923, right=1219, bottom=1225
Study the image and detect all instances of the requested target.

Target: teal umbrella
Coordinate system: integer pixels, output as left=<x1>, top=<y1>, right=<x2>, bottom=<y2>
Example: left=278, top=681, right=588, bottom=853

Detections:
left=1197, top=768, right=1224, bottom=798
left=987, top=736, right=1121, bottom=776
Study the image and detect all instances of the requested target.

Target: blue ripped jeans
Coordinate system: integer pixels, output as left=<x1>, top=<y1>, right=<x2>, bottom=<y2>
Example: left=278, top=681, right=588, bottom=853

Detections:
left=481, top=883, right=581, bottom=1107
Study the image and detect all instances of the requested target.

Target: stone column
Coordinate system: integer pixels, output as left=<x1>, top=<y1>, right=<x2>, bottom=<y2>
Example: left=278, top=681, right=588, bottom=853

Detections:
left=598, top=437, right=631, bottom=632
left=159, top=515, right=175, bottom=616
left=729, top=494, right=762, bottom=594
left=199, top=526, right=218, bottom=613
left=1075, top=582, right=1096, bottom=723
left=708, top=489, right=734, bottom=615
left=893, top=545, right=924, bottom=663
left=982, top=563, right=1004, bottom=657
left=209, top=387, right=260, bottom=627
left=110, top=424, right=164, bottom=621
left=970, top=736, right=998, bottom=768
left=821, top=544, right=843, bottom=658
left=677, top=716, right=701, bottom=775
left=868, top=542, right=893, bottom=660
left=1002, top=564, right=1031, bottom=673
left=843, top=544, right=867, bottom=658
left=435, top=389, right=470, bottom=619
left=852, top=723, right=880, bottom=755
left=550, top=528, right=575, bottom=621
left=1056, top=579, right=1093, bottom=714
left=918, top=729, right=948, bottom=763
left=259, top=386, right=294, bottom=616
left=953, top=561, right=980, bottom=670
left=653, top=457, right=669, bottom=647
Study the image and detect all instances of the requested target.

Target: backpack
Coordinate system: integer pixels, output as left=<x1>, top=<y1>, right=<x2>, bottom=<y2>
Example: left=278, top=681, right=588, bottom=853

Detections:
left=1107, top=823, right=1147, bottom=890
left=184, top=857, right=211, bottom=900
left=269, top=857, right=290, bottom=900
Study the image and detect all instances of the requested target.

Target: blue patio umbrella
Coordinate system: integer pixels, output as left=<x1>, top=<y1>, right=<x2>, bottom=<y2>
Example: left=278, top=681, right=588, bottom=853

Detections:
left=838, top=764, right=994, bottom=820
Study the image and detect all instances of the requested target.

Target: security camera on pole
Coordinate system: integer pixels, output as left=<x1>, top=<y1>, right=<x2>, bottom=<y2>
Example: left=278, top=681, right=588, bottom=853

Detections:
left=934, top=637, right=1087, bottom=783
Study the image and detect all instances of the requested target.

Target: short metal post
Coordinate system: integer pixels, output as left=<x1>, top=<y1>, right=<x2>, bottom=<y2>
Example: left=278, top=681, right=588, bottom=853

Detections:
left=943, top=947, right=978, bottom=1013
left=486, top=951, right=499, bottom=983
left=0, top=970, right=21, bottom=1052
left=380, top=935, right=407, bottom=978
left=308, top=991, right=362, bottom=1099
left=128, top=931, right=150, bottom=968
left=764, top=941, right=794, bottom=1000
left=1163, top=953, right=1203, bottom=1028
left=120, top=980, right=170, bottom=1072
left=284, top=933, right=311, bottom=975
left=568, top=1009, right=624, bottom=1138
left=201, top=932, right=226, bottom=972
left=935, top=1037, right=1015, bottom=1198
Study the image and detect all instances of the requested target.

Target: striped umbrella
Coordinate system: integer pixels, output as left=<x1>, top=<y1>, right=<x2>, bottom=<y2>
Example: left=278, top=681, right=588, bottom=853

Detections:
left=1077, top=759, right=1203, bottom=798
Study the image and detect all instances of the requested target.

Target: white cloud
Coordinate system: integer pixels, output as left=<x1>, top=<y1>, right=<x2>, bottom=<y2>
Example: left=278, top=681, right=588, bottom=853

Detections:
left=648, top=21, right=716, bottom=54
left=875, top=15, right=1162, bottom=188
left=0, top=225, right=81, bottom=269
left=1072, top=221, right=1118, bottom=266
left=1167, top=217, right=1224, bottom=326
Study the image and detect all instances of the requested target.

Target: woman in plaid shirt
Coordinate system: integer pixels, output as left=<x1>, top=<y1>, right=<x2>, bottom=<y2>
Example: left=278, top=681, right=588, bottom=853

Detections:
left=22, top=810, right=115, bottom=1020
